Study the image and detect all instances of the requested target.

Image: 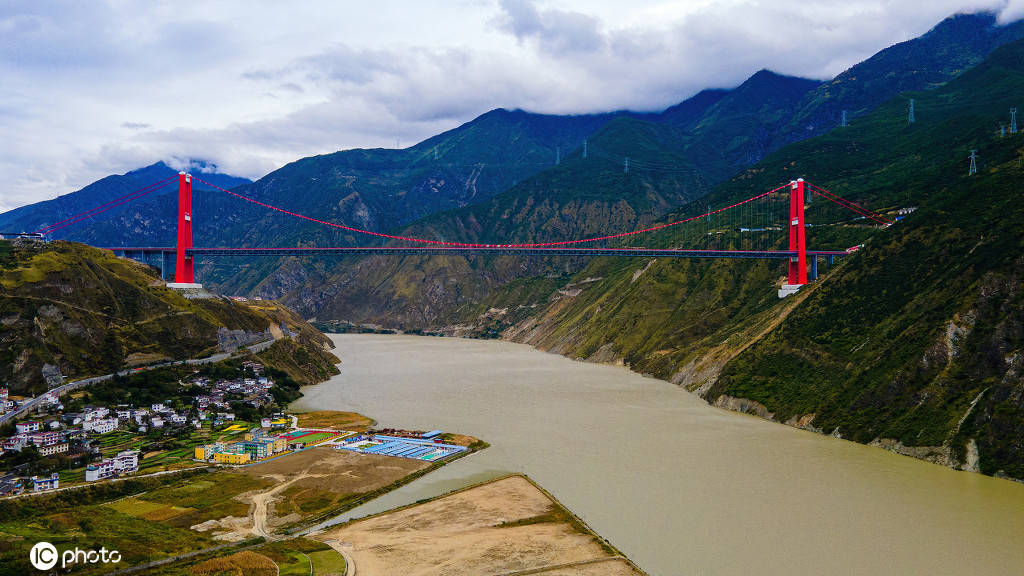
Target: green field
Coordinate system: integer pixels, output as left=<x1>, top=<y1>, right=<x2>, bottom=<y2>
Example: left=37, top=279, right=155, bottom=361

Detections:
left=257, top=539, right=346, bottom=576
left=0, top=469, right=271, bottom=574
left=291, top=431, right=340, bottom=445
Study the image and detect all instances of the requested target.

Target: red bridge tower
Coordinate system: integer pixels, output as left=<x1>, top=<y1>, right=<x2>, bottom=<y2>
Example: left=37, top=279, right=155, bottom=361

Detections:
left=171, top=171, right=198, bottom=286
left=779, top=178, right=808, bottom=297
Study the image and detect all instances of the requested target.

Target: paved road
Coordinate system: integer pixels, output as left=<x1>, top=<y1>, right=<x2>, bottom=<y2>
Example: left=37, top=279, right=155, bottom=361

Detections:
left=0, top=339, right=275, bottom=425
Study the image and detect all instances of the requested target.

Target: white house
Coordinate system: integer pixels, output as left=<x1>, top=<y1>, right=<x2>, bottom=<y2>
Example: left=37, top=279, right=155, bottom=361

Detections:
left=85, top=459, right=116, bottom=482
left=28, top=431, right=60, bottom=446
left=38, top=442, right=69, bottom=457
left=150, top=416, right=164, bottom=429
left=113, top=450, right=139, bottom=474
left=83, top=407, right=109, bottom=421
left=83, top=418, right=118, bottom=434
left=2, top=436, right=28, bottom=453
left=15, top=421, right=41, bottom=434
left=85, top=450, right=138, bottom=482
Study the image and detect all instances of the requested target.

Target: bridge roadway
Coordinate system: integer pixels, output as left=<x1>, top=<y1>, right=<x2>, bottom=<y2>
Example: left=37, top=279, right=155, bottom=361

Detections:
left=109, top=246, right=850, bottom=259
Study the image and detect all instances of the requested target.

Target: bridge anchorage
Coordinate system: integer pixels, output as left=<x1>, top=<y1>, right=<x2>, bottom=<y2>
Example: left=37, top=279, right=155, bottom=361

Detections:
left=100, top=171, right=890, bottom=299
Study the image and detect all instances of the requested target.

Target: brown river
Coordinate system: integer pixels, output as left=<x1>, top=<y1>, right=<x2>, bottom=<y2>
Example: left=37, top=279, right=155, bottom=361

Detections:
left=292, top=334, right=1024, bottom=575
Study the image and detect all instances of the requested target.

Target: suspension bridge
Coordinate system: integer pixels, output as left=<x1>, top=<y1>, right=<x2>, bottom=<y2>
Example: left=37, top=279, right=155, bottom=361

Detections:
left=29, top=171, right=892, bottom=298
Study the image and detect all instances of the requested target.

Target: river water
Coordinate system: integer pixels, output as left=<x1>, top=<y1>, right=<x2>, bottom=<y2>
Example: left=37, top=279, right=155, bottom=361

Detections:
left=292, top=334, right=1024, bottom=575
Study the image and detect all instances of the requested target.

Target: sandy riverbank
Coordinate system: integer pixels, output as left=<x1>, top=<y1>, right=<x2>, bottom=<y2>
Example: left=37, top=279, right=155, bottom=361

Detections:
left=312, top=475, right=644, bottom=576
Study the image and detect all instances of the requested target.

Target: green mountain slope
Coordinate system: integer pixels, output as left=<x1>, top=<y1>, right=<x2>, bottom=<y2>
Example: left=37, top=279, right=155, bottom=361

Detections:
left=243, top=13, right=1024, bottom=322
left=673, top=70, right=820, bottom=183
left=258, top=116, right=713, bottom=326
left=776, top=12, right=1024, bottom=147
left=705, top=42, right=1024, bottom=478
left=0, top=240, right=338, bottom=393
left=470, top=37, right=1024, bottom=480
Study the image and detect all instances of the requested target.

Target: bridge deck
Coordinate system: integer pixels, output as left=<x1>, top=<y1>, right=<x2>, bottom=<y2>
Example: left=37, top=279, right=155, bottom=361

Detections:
left=108, top=246, right=849, bottom=259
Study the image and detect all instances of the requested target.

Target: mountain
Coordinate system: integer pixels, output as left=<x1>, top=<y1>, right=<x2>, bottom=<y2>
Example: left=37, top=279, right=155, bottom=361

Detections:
left=253, top=116, right=709, bottom=324
left=776, top=11, right=1024, bottom=146
left=250, top=12, right=1024, bottom=328
left=0, top=161, right=251, bottom=241
left=667, top=70, right=821, bottom=183
left=277, top=27, right=1024, bottom=481
left=0, top=239, right=338, bottom=393
left=455, top=36, right=1024, bottom=480
left=705, top=38, right=1024, bottom=479
left=4, top=13, right=1016, bottom=265
left=3, top=110, right=641, bottom=249
left=3, top=10, right=1024, bottom=479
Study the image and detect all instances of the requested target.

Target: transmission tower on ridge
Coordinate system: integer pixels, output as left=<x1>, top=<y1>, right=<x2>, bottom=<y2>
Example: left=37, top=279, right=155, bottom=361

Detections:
left=583, top=139, right=588, bottom=159
left=624, top=157, right=629, bottom=174
left=556, top=146, right=560, bottom=165
left=841, top=110, right=847, bottom=127
left=908, top=99, right=915, bottom=124
left=1012, top=108, right=1018, bottom=134
left=969, top=150, right=978, bottom=176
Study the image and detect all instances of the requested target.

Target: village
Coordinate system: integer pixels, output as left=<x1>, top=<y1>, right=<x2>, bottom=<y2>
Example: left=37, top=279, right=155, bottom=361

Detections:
left=0, top=361, right=274, bottom=495
left=0, top=360, right=468, bottom=498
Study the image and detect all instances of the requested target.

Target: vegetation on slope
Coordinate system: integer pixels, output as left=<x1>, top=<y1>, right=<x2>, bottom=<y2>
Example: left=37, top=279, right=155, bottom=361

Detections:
left=496, top=37, right=1024, bottom=479
left=0, top=240, right=337, bottom=393
left=712, top=137, right=1024, bottom=477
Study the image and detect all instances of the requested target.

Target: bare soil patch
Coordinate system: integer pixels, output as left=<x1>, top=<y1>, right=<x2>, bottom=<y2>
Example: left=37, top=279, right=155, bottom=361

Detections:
left=314, top=475, right=644, bottom=576
left=207, top=446, right=429, bottom=540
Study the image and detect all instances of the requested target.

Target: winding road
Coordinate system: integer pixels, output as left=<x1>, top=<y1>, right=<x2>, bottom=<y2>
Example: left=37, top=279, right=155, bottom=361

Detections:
left=0, top=338, right=276, bottom=425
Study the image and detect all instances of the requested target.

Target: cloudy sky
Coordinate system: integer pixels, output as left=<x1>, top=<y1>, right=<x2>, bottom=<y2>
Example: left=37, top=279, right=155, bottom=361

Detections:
left=2, top=0, right=1022, bottom=211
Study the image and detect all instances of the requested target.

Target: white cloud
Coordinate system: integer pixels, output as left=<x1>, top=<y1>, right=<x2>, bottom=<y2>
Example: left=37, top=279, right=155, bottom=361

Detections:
left=0, top=0, right=1019, bottom=209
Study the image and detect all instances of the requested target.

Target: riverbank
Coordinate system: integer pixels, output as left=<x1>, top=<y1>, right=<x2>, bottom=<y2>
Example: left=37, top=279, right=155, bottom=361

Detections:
left=311, top=474, right=646, bottom=575
left=370, top=315, right=1018, bottom=482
